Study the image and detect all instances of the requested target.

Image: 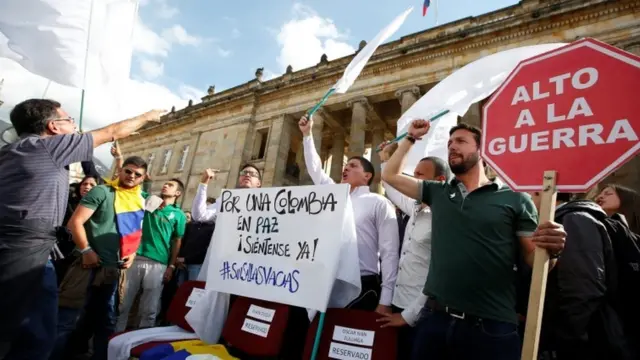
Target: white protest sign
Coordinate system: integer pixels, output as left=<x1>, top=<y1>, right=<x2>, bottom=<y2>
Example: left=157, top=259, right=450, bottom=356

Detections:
left=240, top=318, right=270, bottom=338
left=328, top=342, right=372, bottom=360
left=185, top=288, right=206, bottom=308
left=332, top=326, right=375, bottom=347
left=205, top=184, right=350, bottom=311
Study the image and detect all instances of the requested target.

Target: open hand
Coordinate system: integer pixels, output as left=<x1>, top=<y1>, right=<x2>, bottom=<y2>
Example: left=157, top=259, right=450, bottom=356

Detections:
left=376, top=313, right=408, bottom=328
left=142, top=109, right=167, bottom=123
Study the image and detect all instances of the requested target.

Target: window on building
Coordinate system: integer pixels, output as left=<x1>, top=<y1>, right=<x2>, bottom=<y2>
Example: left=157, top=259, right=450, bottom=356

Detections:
left=252, top=128, right=270, bottom=160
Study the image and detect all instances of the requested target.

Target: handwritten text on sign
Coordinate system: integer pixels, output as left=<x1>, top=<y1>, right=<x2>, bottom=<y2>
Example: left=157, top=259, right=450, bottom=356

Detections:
left=206, top=184, right=350, bottom=311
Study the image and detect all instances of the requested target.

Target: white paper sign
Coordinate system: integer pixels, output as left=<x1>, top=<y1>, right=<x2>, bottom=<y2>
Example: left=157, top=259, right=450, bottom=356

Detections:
left=328, top=342, right=372, bottom=360
left=206, top=184, right=350, bottom=311
left=247, top=305, right=276, bottom=323
left=332, top=326, right=375, bottom=347
left=241, top=318, right=271, bottom=338
left=185, top=288, right=206, bottom=308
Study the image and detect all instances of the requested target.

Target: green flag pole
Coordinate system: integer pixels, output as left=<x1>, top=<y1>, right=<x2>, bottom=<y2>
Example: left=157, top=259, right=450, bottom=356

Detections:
left=307, top=88, right=336, bottom=117
left=375, top=108, right=451, bottom=152
left=309, top=312, right=327, bottom=360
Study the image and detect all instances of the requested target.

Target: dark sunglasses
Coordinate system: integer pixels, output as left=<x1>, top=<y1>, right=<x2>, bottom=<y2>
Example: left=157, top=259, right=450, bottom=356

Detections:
left=124, top=168, right=144, bottom=178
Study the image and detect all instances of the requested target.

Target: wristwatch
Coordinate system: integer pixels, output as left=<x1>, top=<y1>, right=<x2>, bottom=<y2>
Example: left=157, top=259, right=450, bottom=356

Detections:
left=169, top=264, right=176, bottom=270
left=406, top=135, right=416, bottom=144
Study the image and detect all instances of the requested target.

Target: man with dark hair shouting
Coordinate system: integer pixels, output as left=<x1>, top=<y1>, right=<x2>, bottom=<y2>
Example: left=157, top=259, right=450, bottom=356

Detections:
left=381, top=119, right=567, bottom=360
left=299, top=115, right=400, bottom=314
left=0, top=98, right=164, bottom=360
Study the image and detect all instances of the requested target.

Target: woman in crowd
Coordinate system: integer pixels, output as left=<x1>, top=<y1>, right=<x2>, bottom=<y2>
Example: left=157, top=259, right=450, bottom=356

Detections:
left=595, top=184, right=640, bottom=234
left=55, top=174, right=102, bottom=283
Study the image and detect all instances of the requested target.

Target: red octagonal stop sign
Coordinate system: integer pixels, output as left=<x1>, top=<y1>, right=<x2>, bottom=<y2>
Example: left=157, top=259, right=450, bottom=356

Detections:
left=482, top=38, right=640, bottom=192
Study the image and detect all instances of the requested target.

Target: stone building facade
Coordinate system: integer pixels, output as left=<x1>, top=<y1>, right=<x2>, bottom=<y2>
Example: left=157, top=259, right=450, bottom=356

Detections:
left=116, top=0, right=640, bottom=209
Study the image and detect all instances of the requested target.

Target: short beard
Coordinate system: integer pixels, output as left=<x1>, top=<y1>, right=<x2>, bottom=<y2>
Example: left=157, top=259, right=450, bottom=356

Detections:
left=449, top=152, right=480, bottom=175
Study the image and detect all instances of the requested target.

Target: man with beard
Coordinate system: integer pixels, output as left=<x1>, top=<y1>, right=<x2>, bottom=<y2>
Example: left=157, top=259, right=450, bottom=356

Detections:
left=116, top=178, right=187, bottom=332
left=381, top=120, right=567, bottom=360
left=0, top=98, right=164, bottom=360
left=299, top=115, right=399, bottom=314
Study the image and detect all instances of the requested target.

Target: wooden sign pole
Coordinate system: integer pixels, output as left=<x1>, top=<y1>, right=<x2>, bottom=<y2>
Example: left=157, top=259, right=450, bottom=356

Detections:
left=521, top=170, right=557, bottom=360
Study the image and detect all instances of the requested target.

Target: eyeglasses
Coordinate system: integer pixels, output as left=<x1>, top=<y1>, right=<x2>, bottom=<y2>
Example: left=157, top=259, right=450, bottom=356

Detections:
left=52, top=117, right=75, bottom=124
left=239, top=170, right=259, bottom=178
left=124, top=168, right=144, bottom=178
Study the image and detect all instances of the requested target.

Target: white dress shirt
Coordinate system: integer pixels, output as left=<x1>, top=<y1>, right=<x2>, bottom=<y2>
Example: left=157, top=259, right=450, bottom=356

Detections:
left=191, top=184, right=218, bottom=222
left=303, top=136, right=399, bottom=306
left=381, top=163, right=431, bottom=326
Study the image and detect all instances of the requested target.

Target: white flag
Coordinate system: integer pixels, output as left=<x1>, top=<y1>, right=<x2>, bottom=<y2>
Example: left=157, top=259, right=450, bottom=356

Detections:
left=0, top=0, right=137, bottom=89
left=397, top=43, right=567, bottom=174
left=332, top=7, right=413, bottom=94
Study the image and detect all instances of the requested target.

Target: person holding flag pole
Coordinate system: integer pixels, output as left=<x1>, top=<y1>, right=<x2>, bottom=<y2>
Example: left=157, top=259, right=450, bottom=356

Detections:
left=380, top=119, right=567, bottom=359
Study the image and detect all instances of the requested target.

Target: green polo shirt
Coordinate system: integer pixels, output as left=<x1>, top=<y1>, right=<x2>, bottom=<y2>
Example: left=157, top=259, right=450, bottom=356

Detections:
left=137, top=203, right=187, bottom=265
left=420, top=178, right=538, bottom=323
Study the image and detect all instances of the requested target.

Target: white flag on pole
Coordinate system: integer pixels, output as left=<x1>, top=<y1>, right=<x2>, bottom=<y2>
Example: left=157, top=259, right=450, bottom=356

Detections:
left=332, top=7, right=413, bottom=94
left=0, top=0, right=137, bottom=89
left=397, top=43, right=567, bottom=174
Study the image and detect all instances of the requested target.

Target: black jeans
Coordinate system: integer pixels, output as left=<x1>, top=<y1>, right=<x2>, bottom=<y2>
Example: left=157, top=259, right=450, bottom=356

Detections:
left=411, top=306, right=521, bottom=360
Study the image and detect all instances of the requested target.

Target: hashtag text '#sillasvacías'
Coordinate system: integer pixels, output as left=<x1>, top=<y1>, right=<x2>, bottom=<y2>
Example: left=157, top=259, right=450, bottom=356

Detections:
left=219, top=261, right=300, bottom=294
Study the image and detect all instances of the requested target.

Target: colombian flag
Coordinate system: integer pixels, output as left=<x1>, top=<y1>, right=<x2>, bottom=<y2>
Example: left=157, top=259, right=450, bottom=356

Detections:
left=140, top=340, right=239, bottom=360
left=423, top=0, right=430, bottom=16
left=105, top=179, right=145, bottom=258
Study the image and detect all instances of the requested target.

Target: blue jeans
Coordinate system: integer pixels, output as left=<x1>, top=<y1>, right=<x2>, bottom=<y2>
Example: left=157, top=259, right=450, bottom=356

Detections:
left=51, top=272, right=119, bottom=360
left=4, top=260, right=58, bottom=360
left=177, top=264, right=202, bottom=285
left=411, top=307, right=521, bottom=360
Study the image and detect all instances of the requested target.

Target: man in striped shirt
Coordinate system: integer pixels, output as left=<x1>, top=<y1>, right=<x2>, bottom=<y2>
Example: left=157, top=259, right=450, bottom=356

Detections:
left=0, top=98, right=164, bottom=360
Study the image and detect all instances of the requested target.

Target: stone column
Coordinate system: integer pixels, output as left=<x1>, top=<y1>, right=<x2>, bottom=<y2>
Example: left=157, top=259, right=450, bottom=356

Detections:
left=265, top=115, right=293, bottom=186
left=347, top=98, right=367, bottom=157
left=395, top=86, right=421, bottom=113
left=370, top=128, right=385, bottom=193
left=330, top=132, right=345, bottom=182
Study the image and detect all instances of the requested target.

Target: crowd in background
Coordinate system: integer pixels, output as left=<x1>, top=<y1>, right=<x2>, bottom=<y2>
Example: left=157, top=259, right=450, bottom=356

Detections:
left=0, top=98, right=639, bottom=360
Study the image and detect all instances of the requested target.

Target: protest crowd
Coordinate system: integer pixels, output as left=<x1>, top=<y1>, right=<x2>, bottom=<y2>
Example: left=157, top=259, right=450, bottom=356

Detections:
left=0, top=94, right=638, bottom=360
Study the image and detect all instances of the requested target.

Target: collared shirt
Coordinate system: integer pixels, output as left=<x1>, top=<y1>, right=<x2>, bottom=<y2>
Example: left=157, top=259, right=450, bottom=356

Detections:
left=191, top=184, right=218, bottom=222
left=0, top=133, right=94, bottom=227
left=419, top=177, right=538, bottom=323
left=303, top=136, right=399, bottom=306
left=380, top=163, right=430, bottom=326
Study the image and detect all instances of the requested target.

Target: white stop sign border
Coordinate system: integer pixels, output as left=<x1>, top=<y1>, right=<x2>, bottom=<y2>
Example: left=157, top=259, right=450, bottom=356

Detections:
left=481, top=38, right=640, bottom=192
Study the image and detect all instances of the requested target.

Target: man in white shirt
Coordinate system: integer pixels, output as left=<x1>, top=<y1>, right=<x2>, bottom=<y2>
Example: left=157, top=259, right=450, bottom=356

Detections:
left=376, top=141, right=450, bottom=360
left=298, top=115, right=400, bottom=315
left=191, top=164, right=262, bottom=222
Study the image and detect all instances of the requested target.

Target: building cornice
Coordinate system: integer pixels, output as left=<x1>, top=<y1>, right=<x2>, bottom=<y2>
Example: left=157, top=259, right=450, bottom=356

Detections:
left=131, top=0, right=638, bottom=138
